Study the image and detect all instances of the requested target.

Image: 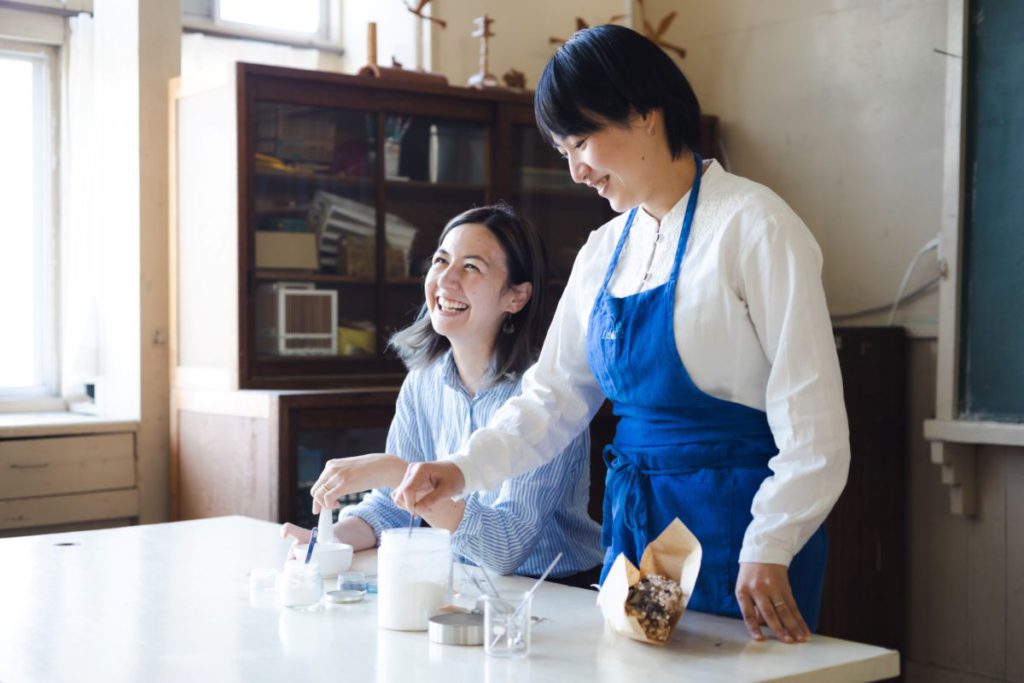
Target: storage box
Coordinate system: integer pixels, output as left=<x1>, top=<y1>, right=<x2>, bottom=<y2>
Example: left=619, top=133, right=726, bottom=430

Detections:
left=337, top=236, right=375, bottom=279
left=255, top=231, right=319, bottom=270
left=338, top=321, right=376, bottom=356
left=255, top=283, right=337, bottom=355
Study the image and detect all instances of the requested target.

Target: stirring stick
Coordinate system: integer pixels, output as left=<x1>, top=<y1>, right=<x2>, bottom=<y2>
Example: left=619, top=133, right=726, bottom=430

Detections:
left=510, top=553, right=562, bottom=619
left=406, top=506, right=416, bottom=537
left=303, top=526, right=318, bottom=564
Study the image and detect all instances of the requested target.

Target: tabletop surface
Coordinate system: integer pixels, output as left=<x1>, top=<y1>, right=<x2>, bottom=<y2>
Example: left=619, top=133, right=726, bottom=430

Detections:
left=0, top=516, right=899, bottom=683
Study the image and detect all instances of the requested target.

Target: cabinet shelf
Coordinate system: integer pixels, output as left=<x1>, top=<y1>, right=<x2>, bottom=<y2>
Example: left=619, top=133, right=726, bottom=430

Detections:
left=254, top=168, right=374, bottom=189
left=253, top=206, right=311, bottom=217
left=254, top=270, right=374, bottom=285
left=253, top=271, right=424, bottom=286
left=384, top=178, right=487, bottom=193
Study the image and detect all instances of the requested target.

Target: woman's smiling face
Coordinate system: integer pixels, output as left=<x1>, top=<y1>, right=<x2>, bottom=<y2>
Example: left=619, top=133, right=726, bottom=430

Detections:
left=424, top=223, right=526, bottom=349
left=553, top=113, right=656, bottom=213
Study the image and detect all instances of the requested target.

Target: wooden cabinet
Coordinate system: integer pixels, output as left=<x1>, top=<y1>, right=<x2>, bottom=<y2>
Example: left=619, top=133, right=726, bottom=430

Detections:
left=0, top=424, right=138, bottom=536
left=174, top=63, right=617, bottom=391
left=172, top=387, right=396, bottom=526
left=818, top=327, right=907, bottom=653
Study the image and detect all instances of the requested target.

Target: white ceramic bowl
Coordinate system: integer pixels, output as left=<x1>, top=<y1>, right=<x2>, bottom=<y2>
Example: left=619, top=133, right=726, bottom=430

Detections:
left=291, top=541, right=353, bottom=577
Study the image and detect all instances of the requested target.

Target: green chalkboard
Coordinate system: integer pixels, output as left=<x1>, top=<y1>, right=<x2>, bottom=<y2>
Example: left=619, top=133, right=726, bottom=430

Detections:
left=958, top=0, right=1024, bottom=421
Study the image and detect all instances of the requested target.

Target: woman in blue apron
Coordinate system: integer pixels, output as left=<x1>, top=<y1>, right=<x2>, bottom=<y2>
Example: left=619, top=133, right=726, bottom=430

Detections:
left=394, top=25, right=849, bottom=645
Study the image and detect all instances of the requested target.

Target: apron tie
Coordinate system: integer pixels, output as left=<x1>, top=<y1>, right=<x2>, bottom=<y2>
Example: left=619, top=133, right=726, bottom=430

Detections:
left=603, top=445, right=649, bottom=549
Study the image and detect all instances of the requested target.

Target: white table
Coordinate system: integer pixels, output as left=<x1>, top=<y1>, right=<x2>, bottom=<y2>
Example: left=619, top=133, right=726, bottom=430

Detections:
left=0, top=516, right=899, bottom=682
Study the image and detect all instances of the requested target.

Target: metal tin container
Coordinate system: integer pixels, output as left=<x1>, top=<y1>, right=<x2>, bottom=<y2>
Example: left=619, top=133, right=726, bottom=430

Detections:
left=428, top=612, right=484, bottom=646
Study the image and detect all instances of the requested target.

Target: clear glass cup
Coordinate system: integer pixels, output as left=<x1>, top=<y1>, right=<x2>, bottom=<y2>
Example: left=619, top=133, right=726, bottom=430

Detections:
left=483, top=590, right=532, bottom=659
left=280, top=560, right=323, bottom=611
left=248, top=568, right=278, bottom=608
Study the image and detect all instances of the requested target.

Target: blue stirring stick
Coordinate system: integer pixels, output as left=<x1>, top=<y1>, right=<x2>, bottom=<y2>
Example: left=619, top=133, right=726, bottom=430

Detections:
left=304, top=526, right=319, bottom=564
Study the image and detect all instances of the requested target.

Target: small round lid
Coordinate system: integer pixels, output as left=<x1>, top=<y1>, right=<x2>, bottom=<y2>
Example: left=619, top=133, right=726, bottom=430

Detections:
left=325, top=589, right=366, bottom=604
left=428, top=611, right=484, bottom=646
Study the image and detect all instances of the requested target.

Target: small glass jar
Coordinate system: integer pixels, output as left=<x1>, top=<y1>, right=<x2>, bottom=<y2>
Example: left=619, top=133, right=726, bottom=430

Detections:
left=378, top=528, right=451, bottom=631
left=483, top=590, right=532, bottom=659
left=280, top=560, right=323, bottom=611
left=337, top=571, right=367, bottom=592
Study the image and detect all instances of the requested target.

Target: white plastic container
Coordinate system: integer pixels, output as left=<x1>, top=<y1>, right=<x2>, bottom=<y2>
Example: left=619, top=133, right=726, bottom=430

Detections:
left=279, top=560, right=323, bottom=611
left=378, top=528, right=451, bottom=631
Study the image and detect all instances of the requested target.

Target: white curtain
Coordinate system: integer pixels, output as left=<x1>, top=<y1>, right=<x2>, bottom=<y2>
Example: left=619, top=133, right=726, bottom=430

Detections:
left=60, top=13, right=101, bottom=407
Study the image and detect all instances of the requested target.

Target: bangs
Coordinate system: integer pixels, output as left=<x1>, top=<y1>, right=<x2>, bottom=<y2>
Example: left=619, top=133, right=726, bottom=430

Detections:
left=532, top=46, right=626, bottom=147
left=534, top=61, right=608, bottom=146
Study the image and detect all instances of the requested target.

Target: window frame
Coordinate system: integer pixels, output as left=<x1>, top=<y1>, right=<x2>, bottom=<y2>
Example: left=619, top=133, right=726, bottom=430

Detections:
left=0, top=40, right=63, bottom=412
left=181, top=0, right=343, bottom=54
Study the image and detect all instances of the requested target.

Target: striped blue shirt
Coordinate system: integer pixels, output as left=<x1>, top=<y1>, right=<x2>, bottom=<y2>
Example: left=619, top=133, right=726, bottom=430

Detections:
left=340, top=352, right=602, bottom=577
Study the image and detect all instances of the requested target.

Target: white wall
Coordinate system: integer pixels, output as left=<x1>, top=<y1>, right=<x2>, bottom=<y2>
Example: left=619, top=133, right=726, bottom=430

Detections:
left=432, top=0, right=629, bottom=90
left=650, top=0, right=945, bottom=328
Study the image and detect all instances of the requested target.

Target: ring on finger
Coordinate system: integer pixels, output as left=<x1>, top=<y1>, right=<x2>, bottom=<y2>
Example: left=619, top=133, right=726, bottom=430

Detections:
left=771, top=600, right=786, bottom=608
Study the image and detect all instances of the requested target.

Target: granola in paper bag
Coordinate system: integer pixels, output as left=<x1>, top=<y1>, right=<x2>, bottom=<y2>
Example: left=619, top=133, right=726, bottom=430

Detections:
left=596, top=518, right=702, bottom=645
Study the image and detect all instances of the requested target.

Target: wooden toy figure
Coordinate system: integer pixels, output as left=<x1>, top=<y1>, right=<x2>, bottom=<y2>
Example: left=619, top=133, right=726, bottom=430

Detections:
left=467, top=15, right=498, bottom=88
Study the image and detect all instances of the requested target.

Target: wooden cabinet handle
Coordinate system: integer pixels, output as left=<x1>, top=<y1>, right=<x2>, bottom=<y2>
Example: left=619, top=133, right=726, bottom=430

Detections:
left=9, top=463, right=49, bottom=469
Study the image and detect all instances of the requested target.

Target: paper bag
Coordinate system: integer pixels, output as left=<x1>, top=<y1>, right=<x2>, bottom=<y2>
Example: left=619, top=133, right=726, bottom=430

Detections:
left=596, top=518, right=702, bottom=645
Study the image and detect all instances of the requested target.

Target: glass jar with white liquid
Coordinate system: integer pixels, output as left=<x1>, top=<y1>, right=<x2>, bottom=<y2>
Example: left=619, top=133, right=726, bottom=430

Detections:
left=378, top=528, right=451, bottom=630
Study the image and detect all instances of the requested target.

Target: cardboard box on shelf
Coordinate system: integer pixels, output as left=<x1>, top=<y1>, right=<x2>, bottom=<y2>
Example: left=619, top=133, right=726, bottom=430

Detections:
left=255, top=232, right=319, bottom=270
left=337, top=237, right=375, bottom=279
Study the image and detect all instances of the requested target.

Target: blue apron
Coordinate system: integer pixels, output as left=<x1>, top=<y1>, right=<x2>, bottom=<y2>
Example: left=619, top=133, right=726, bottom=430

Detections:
left=586, top=153, right=827, bottom=627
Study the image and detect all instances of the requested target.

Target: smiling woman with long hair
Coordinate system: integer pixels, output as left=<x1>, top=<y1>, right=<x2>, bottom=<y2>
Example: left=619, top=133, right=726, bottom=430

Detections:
left=282, top=204, right=602, bottom=584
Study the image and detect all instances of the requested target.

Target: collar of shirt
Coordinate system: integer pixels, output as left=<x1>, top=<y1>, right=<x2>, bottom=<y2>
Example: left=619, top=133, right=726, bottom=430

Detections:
left=437, top=350, right=503, bottom=402
left=635, top=158, right=718, bottom=232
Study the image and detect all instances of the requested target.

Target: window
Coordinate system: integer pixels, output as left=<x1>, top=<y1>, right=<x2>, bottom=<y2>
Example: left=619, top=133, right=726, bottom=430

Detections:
left=0, top=43, right=59, bottom=405
left=182, top=0, right=338, bottom=49
left=218, top=0, right=323, bottom=36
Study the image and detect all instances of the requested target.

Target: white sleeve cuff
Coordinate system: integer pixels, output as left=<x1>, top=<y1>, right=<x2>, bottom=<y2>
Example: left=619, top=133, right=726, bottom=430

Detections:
left=738, top=544, right=794, bottom=567
left=445, top=453, right=481, bottom=500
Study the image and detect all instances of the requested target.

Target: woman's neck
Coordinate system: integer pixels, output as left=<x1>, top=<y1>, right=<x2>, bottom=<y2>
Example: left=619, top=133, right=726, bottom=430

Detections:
left=450, top=340, right=495, bottom=397
left=641, top=152, right=698, bottom=223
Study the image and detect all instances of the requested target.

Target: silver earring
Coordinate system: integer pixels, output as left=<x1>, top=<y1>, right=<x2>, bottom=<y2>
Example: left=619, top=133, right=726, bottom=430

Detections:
left=502, top=314, right=515, bottom=334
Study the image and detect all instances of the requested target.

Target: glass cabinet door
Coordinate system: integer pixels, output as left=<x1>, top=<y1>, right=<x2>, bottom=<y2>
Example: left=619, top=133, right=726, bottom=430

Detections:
left=281, top=391, right=397, bottom=529
left=509, top=125, right=614, bottom=321
left=251, top=103, right=378, bottom=361
left=379, top=114, right=489, bottom=341
left=292, top=425, right=389, bottom=530
left=246, top=102, right=492, bottom=376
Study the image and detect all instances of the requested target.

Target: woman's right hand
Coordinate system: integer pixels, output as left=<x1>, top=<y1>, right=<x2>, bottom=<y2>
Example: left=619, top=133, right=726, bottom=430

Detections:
left=310, top=453, right=406, bottom=513
left=391, top=461, right=466, bottom=513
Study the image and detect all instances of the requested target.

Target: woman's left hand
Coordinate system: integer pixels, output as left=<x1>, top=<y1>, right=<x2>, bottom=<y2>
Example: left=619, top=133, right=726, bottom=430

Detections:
left=735, top=562, right=810, bottom=643
left=310, top=453, right=406, bottom=513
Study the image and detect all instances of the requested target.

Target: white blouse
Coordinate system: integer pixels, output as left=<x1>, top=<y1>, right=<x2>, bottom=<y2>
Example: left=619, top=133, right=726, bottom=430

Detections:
left=447, top=160, right=850, bottom=567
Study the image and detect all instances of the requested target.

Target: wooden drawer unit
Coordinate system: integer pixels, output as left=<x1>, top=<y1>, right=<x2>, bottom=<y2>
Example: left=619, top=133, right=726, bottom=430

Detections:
left=0, top=433, right=137, bottom=531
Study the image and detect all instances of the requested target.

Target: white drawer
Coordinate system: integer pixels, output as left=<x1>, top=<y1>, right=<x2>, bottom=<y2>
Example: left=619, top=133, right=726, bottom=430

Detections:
left=0, top=433, right=135, bottom=500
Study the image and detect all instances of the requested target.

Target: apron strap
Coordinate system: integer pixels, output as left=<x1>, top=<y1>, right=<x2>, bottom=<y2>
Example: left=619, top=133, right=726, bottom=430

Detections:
left=668, top=152, right=704, bottom=280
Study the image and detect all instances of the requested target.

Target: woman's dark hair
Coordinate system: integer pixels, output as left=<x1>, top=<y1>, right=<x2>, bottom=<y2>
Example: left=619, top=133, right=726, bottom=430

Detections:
left=535, top=24, right=701, bottom=160
left=389, top=203, right=548, bottom=383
